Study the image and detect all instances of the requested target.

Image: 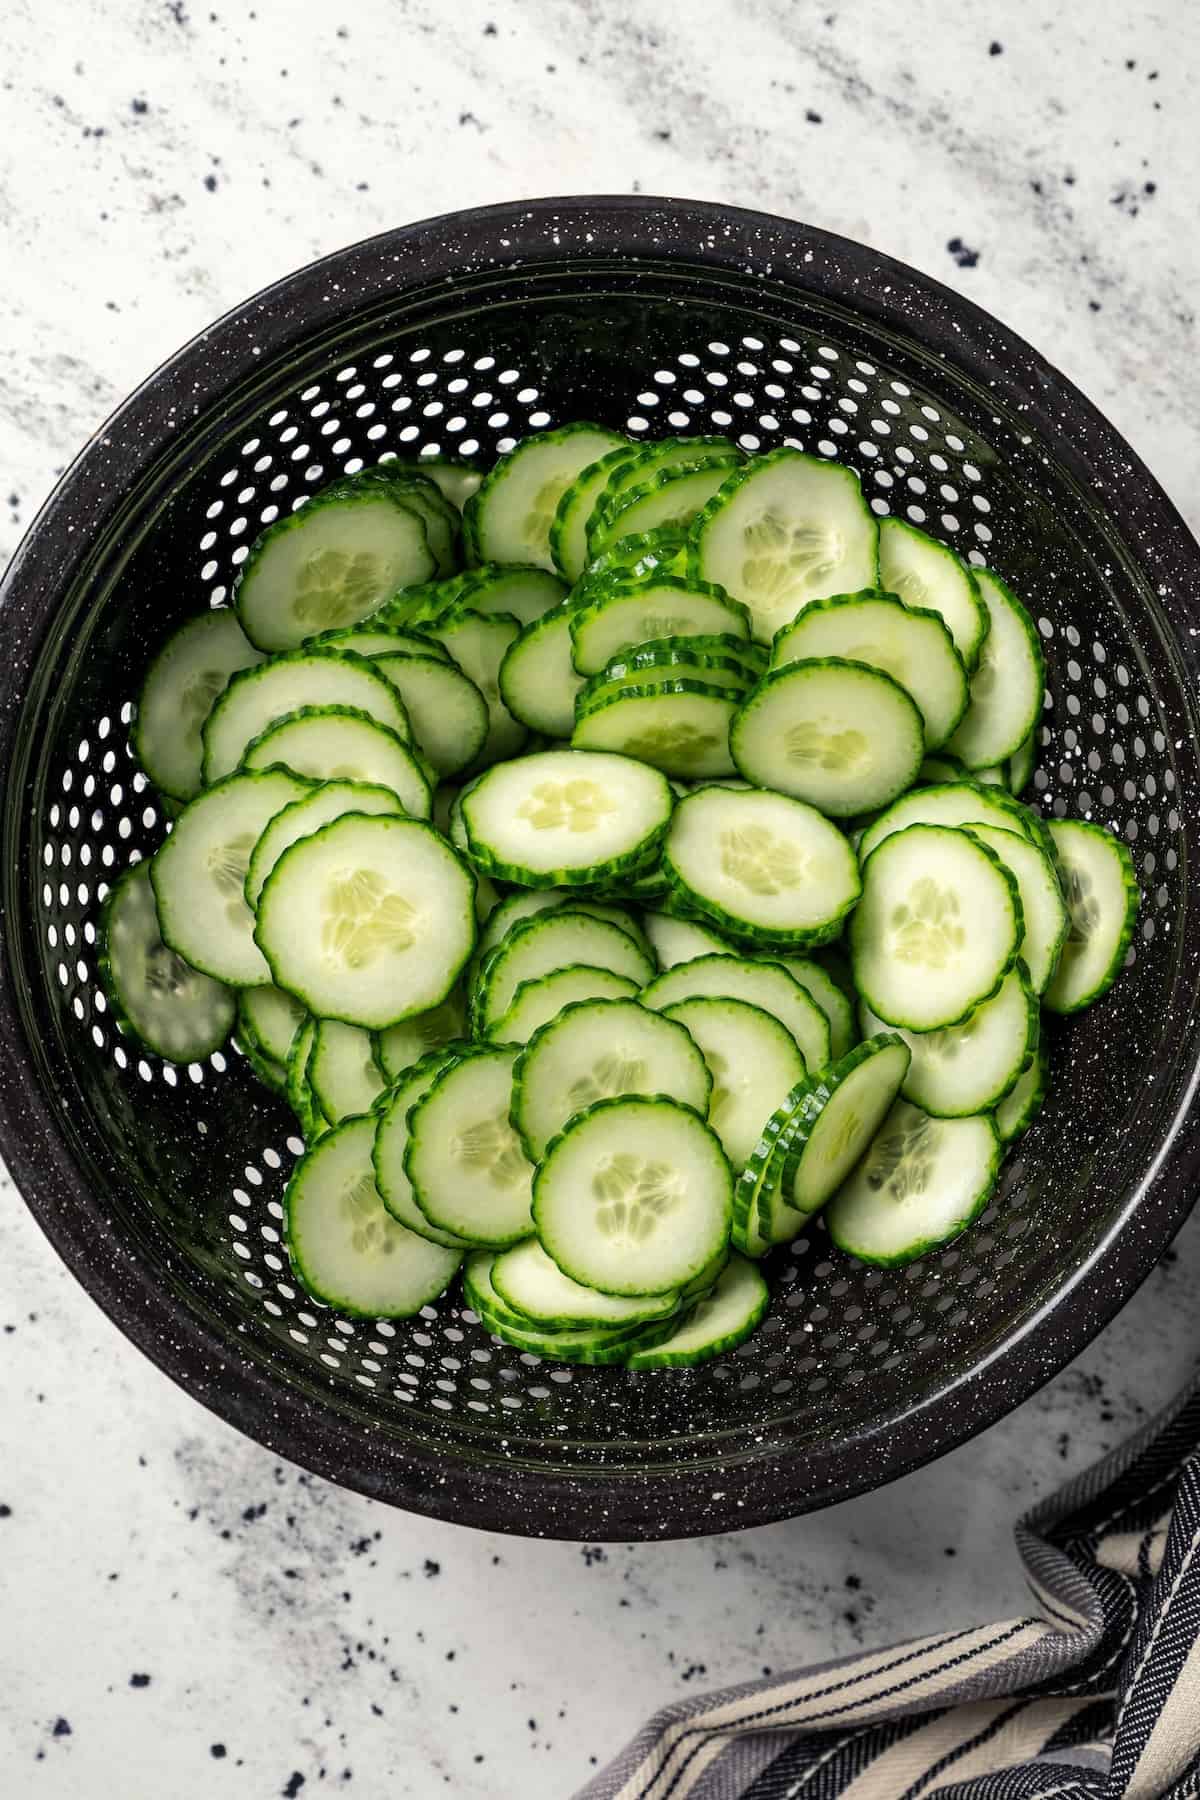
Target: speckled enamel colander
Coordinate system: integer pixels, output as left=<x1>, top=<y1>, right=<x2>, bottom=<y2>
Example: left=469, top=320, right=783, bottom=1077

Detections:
left=2, top=196, right=1199, bottom=1540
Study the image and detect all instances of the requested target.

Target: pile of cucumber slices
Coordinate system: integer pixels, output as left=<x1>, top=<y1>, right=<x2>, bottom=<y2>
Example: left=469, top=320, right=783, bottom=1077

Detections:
left=101, top=424, right=1140, bottom=1370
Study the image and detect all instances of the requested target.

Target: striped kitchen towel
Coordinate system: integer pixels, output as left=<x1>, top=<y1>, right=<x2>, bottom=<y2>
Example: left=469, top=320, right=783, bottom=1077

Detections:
left=580, top=1373, right=1200, bottom=1800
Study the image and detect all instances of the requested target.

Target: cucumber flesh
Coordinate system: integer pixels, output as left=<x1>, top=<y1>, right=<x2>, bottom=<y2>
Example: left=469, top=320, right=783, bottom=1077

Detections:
left=464, top=1253, right=675, bottom=1364
left=569, top=576, right=751, bottom=676
left=100, top=860, right=236, bottom=1063
left=781, top=1034, right=912, bottom=1217
left=461, top=748, right=672, bottom=887
left=370, top=652, right=489, bottom=777
left=995, top=1042, right=1049, bottom=1142
left=625, top=1253, right=769, bottom=1369
left=662, top=996, right=807, bottom=1170
left=376, top=991, right=468, bottom=1083
left=245, top=778, right=406, bottom=908
left=860, top=964, right=1036, bottom=1117
left=1042, top=820, right=1140, bottom=1014
left=372, top=1047, right=476, bottom=1247
left=641, top=911, right=736, bottom=970
left=426, top=608, right=527, bottom=769
left=877, top=517, right=988, bottom=670
left=202, top=648, right=411, bottom=784
left=135, top=609, right=265, bottom=802
left=550, top=445, right=640, bottom=582
left=464, top=424, right=627, bottom=571
left=589, top=460, right=742, bottom=557
left=945, top=570, right=1045, bottom=770
left=641, top=952, right=831, bottom=1071
left=497, top=605, right=584, bottom=739
left=241, top=706, right=432, bottom=819
left=825, top=1100, right=1000, bottom=1266
left=405, top=1046, right=534, bottom=1246
left=238, top=983, right=306, bottom=1067
left=309, top=1019, right=387, bottom=1123
left=857, top=780, right=1037, bottom=864
left=573, top=684, right=741, bottom=779
left=961, top=824, right=1069, bottom=995
left=775, top=956, right=857, bottom=1061
left=490, top=1238, right=679, bottom=1328
left=489, top=965, right=639, bottom=1048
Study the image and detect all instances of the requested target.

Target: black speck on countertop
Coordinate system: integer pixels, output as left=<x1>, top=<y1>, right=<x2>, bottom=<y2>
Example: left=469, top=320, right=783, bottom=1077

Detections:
left=423, top=1558, right=440, bottom=1577
left=282, top=1775, right=305, bottom=1798
left=0, top=1503, right=11, bottom=1517
left=52, top=1718, right=72, bottom=1737
left=128, top=1672, right=151, bottom=1688
left=989, top=40, right=1004, bottom=55
left=947, top=237, right=981, bottom=268
left=211, top=1743, right=227, bottom=1759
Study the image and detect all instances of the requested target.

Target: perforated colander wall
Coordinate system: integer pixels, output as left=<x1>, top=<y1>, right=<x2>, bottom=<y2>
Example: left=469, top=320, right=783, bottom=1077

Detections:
left=6, top=211, right=1198, bottom=1535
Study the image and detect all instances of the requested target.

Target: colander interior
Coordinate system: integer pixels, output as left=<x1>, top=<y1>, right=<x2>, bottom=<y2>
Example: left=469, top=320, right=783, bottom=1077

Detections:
left=4, top=204, right=1199, bottom=1538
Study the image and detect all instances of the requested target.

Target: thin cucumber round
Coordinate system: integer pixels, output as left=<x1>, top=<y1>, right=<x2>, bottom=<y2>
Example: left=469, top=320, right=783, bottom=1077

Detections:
left=1042, top=820, right=1140, bottom=1014
left=463, top=1254, right=677, bottom=1364
left=774, top=956, right=857, bottom=1061
left=641, top=952, right=831, bottom=1071
left=945, top=570, right=1045, bottom=769
left=404, top=1046, right=534, bottom=1246
left=309, top=1019, right=387, bottom=1124
left=877, top=517, right=988, bottom=670
left=244, top=778, right=406, bottom=908
left=460, top=748, right=672, bottom=887
left=588, top=458, right=742, bottom=557
left=689, top=448, right=879, bottom=643
left=352, top=467, right=461, bottom=577
left=771, top=591, right=968, bottom=750
left=368, top=652, right=489, bottom=777
left=236, top=483, right=436, bottom=652
left=995, top=1041, right=1049, bottom=1142
left=731, top=658, right=925, bottom=816
left=134, top=609, right=265, bottom=802
left=237, top=1031, right=289, bottom=1096
left=641, top=911, right=736, bottom=970
left=372, top=1047, right=477, bottom=1247
left=489, top=965, right=639, bottom=1048
left=825, top=1100, right=1001, bottom=1266
left=425, top=608, right=527, bottom=768
left=663, top=786, right=862, bottom=949
left=286, top=1114, right=461, bottom=1316
left=578, top=634, right=764, bottom=711
left=99, top=860, right=236, bottom=1063
left=625, top=1253, right=769, bottom=1369
left=255, top=814, right=476, bottom=1029
left=450, top=564, right=567, bottom=628
left=569, top=576, right=752, bottom=676
left=851, top=824, right=1022, bottom=1031
left=374, top=573, right=470, bottom=630
left=857, top=779, right=1038, bottom=864
left=730, top=1092, right=800, bottom=1255
left=151, top=768, right=311, bottom=986
left=960, top=824, right=1069, bottom=995
left=306, top=624, right=451, bottom=661
left=240, top=706, right=432, bottom=819
left=550, top=445, right=640, bottom=581
left=463, top=424, right=627, bottom=570
left=285, top=1015, right=324, bottom=1141
left=572, top=683, right=741, bottom=779
left=919, top=752, right=969, bottom=785
left=511, top=996, right=712, bottom=1161
left=586, top=437, right=741, bottom=551
left=476, top=890, right=649, bottom=963
left=375, top=991, right=468, bottom=1084
left=780, top=1034, right=912, bottom=1218
left=662, top=996, right=807, bottom=1170
left=490, top=1239, right=679, bottom=1329
left=860, top=963, right=1037, bottom=1117
left=1008, top=731, right=1037, bottom=797
left=202, top=648, right=410, bottom=784
left=238, top=983, right=306, bottom=1067
left=497, top=604, right=584, bottom=739
left=575, top=528, right=690, bottom=599
left=533, top=1095, right=732, bottom=1296
left=376, top=455, right=482, bottom=510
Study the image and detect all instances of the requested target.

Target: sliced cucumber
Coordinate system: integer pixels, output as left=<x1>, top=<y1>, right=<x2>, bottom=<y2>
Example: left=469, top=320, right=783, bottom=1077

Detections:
left=134, top=610, right=265, bottom=802
left=405, top=1046, right=534, bottom=1246
left=202, top=648, right=411, bottom=784
left=663, top=786, right=862, bottom=949
left=851, top=824, right=1021, bottom=1031
left=450, top=564, right=567, bottom=628
left=372, top=1047, right=476, bottom=1247
left=731, top=658, right=924, bottom=816
left=359, top=467, right=462, bottom=577
left=307, top=624, right=451, bottom=661
left=730, top=1092, right=797, bottom=1254
left=961, top=824, right=1069, bottom=995
left=919, top=752, right=968, bottom=785
left=690, top=448, right=879, bottom=643
left=378, top=455, right=482, bottom=510
left=825, top=1100, right=1001, bottom=1266
left=578, top=637, right=763, bottom=714
left=99, top=860, right=235, bottom=1062
left=587, top=437, right=741, bottom=552
left=576, top=527, right=690, bottom=598
left=236, top=483, right=436, bottom=652
left=376, top=990, right=468, bottom=1083
left=662, top=996, right=807, bottom=1169
left=370, top=652, right=489, bottom=777
left=238, top=983, right=306, bottom=1067
left=774, top=956, right=857, bottom=1061
left=244, top=778, right=406, bottom=909
left=857, top=779, right=1038, bottom=864
left=641, top=911, right=736, bottom=970
left=569, top=576, right=752, bottom=677
left=491, top=1238, right=679, bottom=1329
left=945, top=570, right=1045, bottom=769
left=425, top=607, right=526, bottom=767
left=641, top=953, right=831, bottom=1070
left=995, top=1041, right=1049, bottom=1142
left=489, top=965, right=640, bottom=1048
left=779, top=1034, right=912, bottom=1219
left=463, top=1253, right=674, bottom=1364
left=309, top=1019, right=387, bottom=1123
left=589, top=458, right=743, bottom=557
left=626, top=1254, right=767, bottom=1369
left=460, top=748, right=672, bottom=887
left=477, top=890, right=649, bottom=962
left=511, top=996, right=712, bottom=1161
left=771, top=591, right=968, bottom=750
left=860, top=963, right=1037, bottom=1117
left=240, top=706, right=432, bottom=819
left=573, top=683, right=741, bottom=779
left=463, top=424, right=627, bottom=571
left=1042, top=820, right=1140, bottom=1014
left=550, top=445, right=639, bottom=582
left=1008, top=731, right=1037, bottom=797
left=374, top=573, right=470, bottom=631
left=497, top=604, right=583, bottom=739
left=151, top=768, right=311, bottom=986
left=532, top=1095, right=732, bottom=1296
left=286, top=1114, right=461, bottom=1315
left=237, top=1031, right=289, bottom=1096
left=255, top=814, right=476, bottom=1029
left=286, top=1016, right=327, bottom=1142
left=877, top=518, right=988, bottom=670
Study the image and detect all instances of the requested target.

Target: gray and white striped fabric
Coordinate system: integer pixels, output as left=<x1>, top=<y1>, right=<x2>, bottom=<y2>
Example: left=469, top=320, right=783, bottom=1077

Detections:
left=581, top=1376, right=1200, bottom=1800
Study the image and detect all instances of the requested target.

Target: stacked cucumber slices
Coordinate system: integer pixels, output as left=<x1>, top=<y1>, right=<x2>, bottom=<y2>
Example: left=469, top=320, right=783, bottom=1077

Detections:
left=102, top=426, right=1141, bottom=1370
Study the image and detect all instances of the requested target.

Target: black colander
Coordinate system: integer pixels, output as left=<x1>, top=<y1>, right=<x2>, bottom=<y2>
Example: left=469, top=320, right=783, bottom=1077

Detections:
left=3, top=196, right=1199, bottom=1541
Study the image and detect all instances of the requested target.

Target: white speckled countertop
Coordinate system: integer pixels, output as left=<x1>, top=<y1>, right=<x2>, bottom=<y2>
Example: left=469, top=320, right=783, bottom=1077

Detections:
left=2, top=2, right=1199, bottom=1794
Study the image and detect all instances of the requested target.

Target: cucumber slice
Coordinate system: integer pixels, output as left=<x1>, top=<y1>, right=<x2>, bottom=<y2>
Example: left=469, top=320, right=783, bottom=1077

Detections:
left=774, top=956, right=857, bottom=1061
left=974, top=765, right=1007, bottom=786
left=374, top=573, right=472, bottom=630
left=238, top=984, right=306, bottom=1066
left=569, top=576, right=753, bottom=677
left=626, top=1253, right=768, bottom=1368
left=357, top=468, right=462, bottom=577
left=641, top=953, right=831, bottom=1070
left=463, top=424, right=627, bottom=570
left=307, top=624, right=451, bottom=661
left=477, top=890, right=649, bottom=962
left=463, top=1253, right=674, bottom=1363
left=587, top=437, right=741, bottom=552
left=771, top=591, right=968, bottom=750
left=680, top=1243, right=730, bottom=1301
left=780, top=1034, right=912, bottom=1218
left=690, top=448, right=879, bottom=643
left=662, top=996, right=807, bottom=1169
left=851, top=824, right=1021, bottom=1031
left=202, top=648, right=411, bottom=784
left=255, top=814, right=476, bottom=1029
left=240, top=706, right=432, bottom=819
left=945, top=570, right=1045, bottom=769
left=995, top=1041, right=1049, bottom=1142
left=532, top=1096, right=732, bottom=1296
left=370, top=652, right=489, bottom=777
left=860, top=964, right=1037, bottom=1117
left=425, top=608, right=526, bottom=767
left=405, top=1046, right=534, bottom=1246
left=237, top=1032, right=289, bottom=1096
left=1042, top=820, right=1140, bottom=1014
left=286, top=1016, right=326, bottom=1142
left=919, top=752, right=968, bottom=785
left=245, top=778, right=407, bottom=909
left=857, top=779, right=1038, bottom=863
left=731, top=658, right=924, bottom=816
left=641, top=911, right=736, bottom=970
left=573, top=683, right=741, bottom=779
left=460, top=749, right=672, bottom=887
left=511, top=996, right=712, bottom=1161
left=1007, top=731, right=1037, bottom=797
left=235, top=484, right=436, bottom=652
left=134, top=610, right=265, bottom=802
left=825, top=1100, right=1001, bottom=1266
left=450, top=564, right=567, bottom=628
left=576, top=528, right=690, bottom=598
left=375, top=990, right=468, bottom=1083
left=589, top=459, right=743, bottom=557
left=730, top=1096, right=795, bottom=1255
left=151, top=768, right=311, bottom=986
left=489, top=965, right=639, bottom=1048
left=309, top=1019, right=387, bottom=1123
left=550, top=445, right=640, bottom=581
left=960, top=825, right=1069, bottom=995
left=372, top=1047, right=476, bottom=1247
left=99, top=860, right=236, bottom=1062
left=491, top=1239, right=679, bottom=1330
left=497, top=605, right=583, bottom=739
left=877, top=518, right=988, bottom=670
left=578, top=635, right=764, bottom=711
left=377, top=455, right=482, bottom=510
left=663, top=786, right=862, bottom=949
left=286, top=1114, right=461, bottom=1316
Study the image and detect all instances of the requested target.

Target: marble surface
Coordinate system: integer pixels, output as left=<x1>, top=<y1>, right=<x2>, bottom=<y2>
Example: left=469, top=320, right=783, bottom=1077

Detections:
left=2, top=2, right=1199, bottom=1794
